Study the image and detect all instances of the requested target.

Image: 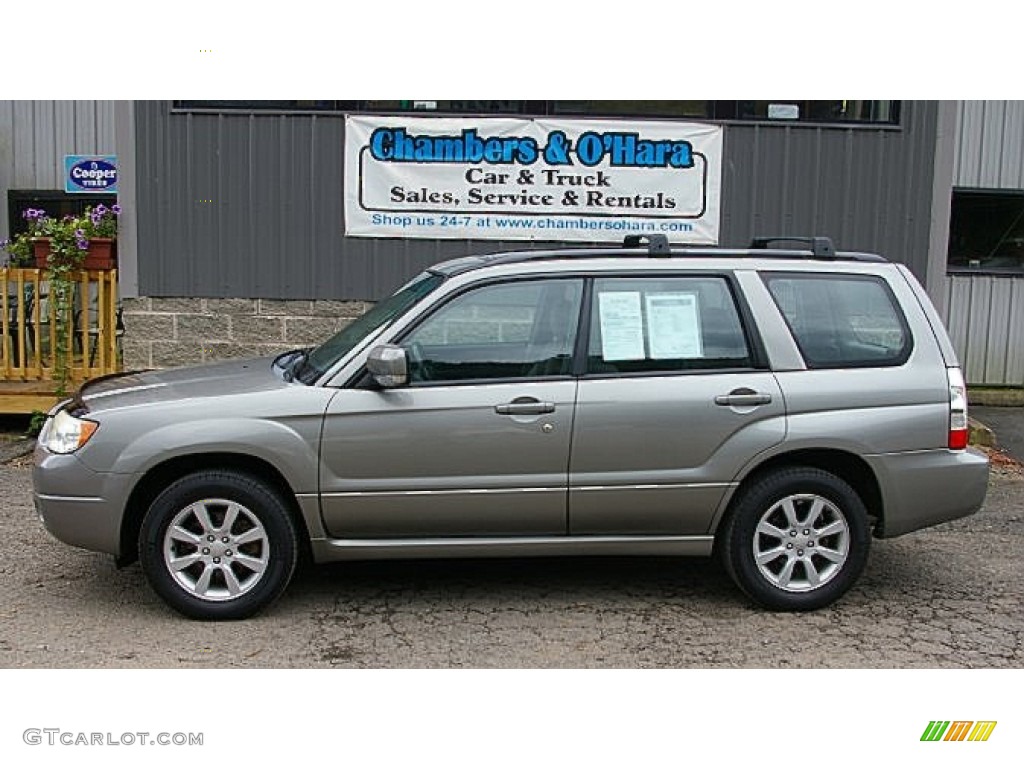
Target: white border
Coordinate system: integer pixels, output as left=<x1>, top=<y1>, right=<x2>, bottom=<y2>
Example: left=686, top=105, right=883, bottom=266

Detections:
left=1, top=669, right=1020, bottom=767
left=1, top=2, right=1013, bottom=96
left=1, top=5, right=1016, bottom=766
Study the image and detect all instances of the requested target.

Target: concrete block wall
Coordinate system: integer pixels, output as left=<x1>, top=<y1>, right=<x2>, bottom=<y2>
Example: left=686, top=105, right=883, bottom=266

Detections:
left=121, top=298, right=372, bottom=369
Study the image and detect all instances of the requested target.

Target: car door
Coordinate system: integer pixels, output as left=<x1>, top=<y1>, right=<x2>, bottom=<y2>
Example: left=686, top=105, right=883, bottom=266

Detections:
left=569, top=274, right=786, bottom=535
left=319, top=277, right=584, bottom=538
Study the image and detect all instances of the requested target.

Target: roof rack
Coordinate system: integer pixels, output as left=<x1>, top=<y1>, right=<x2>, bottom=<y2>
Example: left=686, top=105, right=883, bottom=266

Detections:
left=623, top=234, right=671, bottom=256
left=430, top=235, right=888, bottom=277
left=750, top=236, right=836, bottom=258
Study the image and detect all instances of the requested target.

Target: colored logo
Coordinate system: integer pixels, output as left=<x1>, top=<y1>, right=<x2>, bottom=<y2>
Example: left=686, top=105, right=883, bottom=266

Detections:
left=921, top=721, right=997, bottom=742
left=65, top=155, right=117, bottom=194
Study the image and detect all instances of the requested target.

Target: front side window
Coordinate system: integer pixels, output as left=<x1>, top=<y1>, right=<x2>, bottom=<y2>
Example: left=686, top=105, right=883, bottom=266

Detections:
left=587, top=276, right=752, bottom=374
left=402, top=279, right=583, bottom=383
left=764, top=273, right=911, bottom=368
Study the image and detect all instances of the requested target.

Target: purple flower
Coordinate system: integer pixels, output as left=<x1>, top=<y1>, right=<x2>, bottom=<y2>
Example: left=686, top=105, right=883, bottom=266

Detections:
left=94, top=204, right=108, bottom=216
left=75, top=229, right=85, bottom=238
left=76, top=239, right=89, bottom=250
left=112, top=204, right=122, bottom=215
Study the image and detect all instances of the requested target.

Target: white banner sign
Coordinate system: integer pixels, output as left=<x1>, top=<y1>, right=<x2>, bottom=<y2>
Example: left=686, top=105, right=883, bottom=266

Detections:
left=344, top=115, right=722, bottom=243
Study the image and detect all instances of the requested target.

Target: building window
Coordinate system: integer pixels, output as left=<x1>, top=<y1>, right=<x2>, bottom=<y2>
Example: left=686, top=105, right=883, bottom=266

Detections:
left=173, top=100, right=546, bottom=115
left=173, top=100, right=900, bottom=125
left=948, top=190, right=1024, bottom=273
left=550, top=101, right=711, bottom=119
left=711, top=100, right=898, bottom=124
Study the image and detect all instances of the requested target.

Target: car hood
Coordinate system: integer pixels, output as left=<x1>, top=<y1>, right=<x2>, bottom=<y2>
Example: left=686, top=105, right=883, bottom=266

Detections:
left=75, top=357, right=293, bottom=413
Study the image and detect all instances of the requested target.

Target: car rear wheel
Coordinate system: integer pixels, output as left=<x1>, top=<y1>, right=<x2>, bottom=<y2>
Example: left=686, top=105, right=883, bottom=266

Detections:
left=720, top=467, right=870, bottom=611
left=138, top=470, right=298, bottom=620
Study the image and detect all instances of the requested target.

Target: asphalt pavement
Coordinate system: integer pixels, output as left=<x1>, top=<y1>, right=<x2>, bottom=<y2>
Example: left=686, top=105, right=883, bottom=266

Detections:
left=973, top=406, right=1024, bottom=463
left=0, top=455, right=1021, bottom=668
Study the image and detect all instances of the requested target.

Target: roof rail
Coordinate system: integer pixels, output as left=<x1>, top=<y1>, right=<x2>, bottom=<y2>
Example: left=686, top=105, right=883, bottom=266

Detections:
left=750, top=236, right=836, bottom=259
left=623, top=234, right=671, bottom=256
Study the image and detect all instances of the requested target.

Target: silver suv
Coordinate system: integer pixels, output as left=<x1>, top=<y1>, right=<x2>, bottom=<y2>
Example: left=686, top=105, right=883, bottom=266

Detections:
left=33, top=235, right=990, bottom=619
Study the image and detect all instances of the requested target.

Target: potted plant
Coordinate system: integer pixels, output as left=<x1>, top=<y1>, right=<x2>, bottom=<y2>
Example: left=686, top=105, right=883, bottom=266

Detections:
left=28, top=204, right=120, bottom=270
left=0, top=208, right=41, bottom=267
left=1, top=204, right=120, bottom=271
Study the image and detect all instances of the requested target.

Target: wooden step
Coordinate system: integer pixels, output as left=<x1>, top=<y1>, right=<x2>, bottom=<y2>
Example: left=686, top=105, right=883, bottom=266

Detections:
left=0, top=381, right=62, bottom=414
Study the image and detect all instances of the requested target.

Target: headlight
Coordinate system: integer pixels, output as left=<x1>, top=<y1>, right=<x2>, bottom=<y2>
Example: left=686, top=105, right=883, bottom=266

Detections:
left=41, top=409, right=99, bottom=454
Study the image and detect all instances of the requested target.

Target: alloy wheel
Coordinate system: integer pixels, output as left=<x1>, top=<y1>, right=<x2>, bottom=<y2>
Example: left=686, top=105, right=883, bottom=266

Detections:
left=162, top=498, right=270, bottom=602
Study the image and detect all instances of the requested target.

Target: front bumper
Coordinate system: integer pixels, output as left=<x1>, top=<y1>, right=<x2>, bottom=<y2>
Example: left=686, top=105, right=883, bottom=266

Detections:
left=33, top=444, right=131, bottom=556
left=867, top=447, right=990, bottom=538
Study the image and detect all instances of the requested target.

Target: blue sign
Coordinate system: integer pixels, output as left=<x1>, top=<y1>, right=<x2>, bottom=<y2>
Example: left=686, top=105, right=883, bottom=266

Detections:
left=64, top=155, right=117, bottom=194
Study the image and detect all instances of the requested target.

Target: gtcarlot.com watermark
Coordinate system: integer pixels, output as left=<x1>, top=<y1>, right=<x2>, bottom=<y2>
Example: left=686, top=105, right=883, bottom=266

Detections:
left=23, top=728, right=203, bottom=747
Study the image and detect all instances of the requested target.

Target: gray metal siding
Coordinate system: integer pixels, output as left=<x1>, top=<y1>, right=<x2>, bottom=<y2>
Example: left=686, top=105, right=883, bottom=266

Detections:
left=0, top=100, right=118, bottom=242
left=954, top=101, right=1024, bottom=189
left=134, top=101, right=940, bottom=300
left=944, top=273, right=1024, bottom=386
left=721, top=102, right=938, bottom=280
left=947, top=101, right=1024, bottom=386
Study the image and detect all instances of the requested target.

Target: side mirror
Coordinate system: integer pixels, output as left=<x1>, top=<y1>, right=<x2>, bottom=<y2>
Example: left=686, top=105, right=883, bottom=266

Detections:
left=366, top=344, right=408, bottom=388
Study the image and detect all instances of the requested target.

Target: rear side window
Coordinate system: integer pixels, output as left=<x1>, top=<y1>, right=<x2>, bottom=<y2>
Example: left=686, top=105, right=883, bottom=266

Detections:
left=763, top=273, right=911, bottom=368
left=587, top=276, right=753, bottom=374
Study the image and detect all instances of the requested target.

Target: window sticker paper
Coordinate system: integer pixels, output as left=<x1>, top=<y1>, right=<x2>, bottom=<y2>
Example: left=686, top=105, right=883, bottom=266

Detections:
left=598, top=292, right=645, bottom=360
left=646, top=292, right=703, bottom=358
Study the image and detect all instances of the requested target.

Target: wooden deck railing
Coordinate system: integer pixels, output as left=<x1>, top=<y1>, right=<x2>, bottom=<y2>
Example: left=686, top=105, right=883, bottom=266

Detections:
left=1, top=268, right=121, bottom=410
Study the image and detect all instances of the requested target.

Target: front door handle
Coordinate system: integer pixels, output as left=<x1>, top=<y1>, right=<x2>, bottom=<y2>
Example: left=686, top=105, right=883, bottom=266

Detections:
left=714, top=388, right=772, bottom=407
left=495, top=397, right=556, bottom=415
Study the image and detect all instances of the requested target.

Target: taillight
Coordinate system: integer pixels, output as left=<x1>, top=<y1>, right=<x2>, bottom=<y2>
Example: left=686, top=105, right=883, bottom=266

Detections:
left=948, top=367, right=969, bottom=450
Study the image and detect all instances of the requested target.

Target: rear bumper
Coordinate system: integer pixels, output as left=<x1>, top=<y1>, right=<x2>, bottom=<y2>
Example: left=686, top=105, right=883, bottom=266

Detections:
left=866, top=447, right=989, bottom=538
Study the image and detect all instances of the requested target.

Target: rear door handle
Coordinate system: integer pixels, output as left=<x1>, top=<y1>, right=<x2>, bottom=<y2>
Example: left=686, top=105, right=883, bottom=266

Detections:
left=495, top=397, right=556, bottom=415
left=714, top=388, right=772, bottom=407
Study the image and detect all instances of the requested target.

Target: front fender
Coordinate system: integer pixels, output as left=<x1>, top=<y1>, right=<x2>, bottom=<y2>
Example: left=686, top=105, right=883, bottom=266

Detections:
left=86, top=415, right=324, bottom=495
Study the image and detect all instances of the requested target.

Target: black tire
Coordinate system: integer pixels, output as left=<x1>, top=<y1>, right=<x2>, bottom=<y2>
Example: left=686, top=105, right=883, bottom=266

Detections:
left=138, top=470, right=299, bottom=620
left=719, top=466, right=870, bottom=611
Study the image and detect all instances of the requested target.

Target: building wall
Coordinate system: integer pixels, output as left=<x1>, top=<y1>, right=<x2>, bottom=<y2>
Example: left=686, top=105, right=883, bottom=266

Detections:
left=133, top=101, right=941, bottom=300
left=945, top=274, right=1024, bottom=386
left=121, top=297, right=371, bottom=369
left=954, top=101, right=1024, bottom=189
left=0, top=101, right=119, bottom=241
left=943, top=100, right=1024, bottom=385
left=721, top=102, right=940, bottom=281
left=125, top=101, right=943, bottom=368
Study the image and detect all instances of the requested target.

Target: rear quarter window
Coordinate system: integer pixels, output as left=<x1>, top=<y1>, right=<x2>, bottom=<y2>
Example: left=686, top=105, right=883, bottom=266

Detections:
left=763, top=273, right=912, bottom=368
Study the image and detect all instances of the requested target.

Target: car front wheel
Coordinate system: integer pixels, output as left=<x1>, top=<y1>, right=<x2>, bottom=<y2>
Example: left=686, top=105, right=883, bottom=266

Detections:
left=720, top=467, right=871, bottom=611
left=138, top=470, right=299, bottom=620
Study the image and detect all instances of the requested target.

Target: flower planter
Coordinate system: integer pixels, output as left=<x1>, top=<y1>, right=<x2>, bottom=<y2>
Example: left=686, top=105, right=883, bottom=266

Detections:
left=32, top=238, right=117, bottom=270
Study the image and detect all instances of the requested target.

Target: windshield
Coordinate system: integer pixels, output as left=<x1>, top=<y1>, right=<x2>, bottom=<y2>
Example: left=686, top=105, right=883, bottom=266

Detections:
left=294, top=271, right=444, bottom=384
